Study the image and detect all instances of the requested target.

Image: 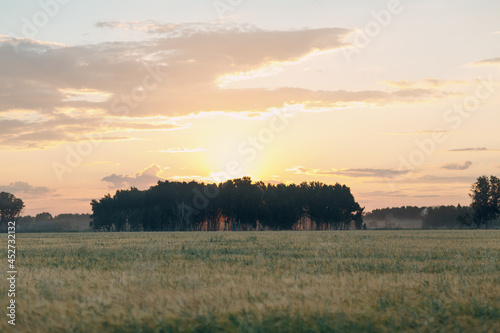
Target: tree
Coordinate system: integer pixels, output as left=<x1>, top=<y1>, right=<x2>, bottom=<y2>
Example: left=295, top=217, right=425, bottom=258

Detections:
left=470, top=175, right=500, bottom=228
left=490, top=176, right=500, bottom=218
left=422, top=205, right=471, bottom=229
left=0, top=192, right=25, bottom=225
left=35, top=212, right=54, bottom=222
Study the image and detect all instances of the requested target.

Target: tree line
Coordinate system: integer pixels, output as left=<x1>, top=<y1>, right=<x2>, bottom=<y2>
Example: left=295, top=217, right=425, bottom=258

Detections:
left=1, top=175, right=498, bottom=231
left=90, top=177, right=364, bottom=231
left=17, top=213, right=91, bottom=232
left=365, top=206, right=424, bottom=221
left=364, top=176, right=500, bottom=229
left=424, top=176, right=500, bottom=229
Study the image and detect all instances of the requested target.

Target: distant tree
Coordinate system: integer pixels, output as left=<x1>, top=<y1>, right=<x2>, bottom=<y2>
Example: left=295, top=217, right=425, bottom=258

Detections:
left=422, top=205, right=470, bottom=229
left=0, top=192, right=24, bottom=225
left=18, top=215, right=35, bottom=224
left=35, top=212, right=53, bottom=222
left=470, top=175, right=500, bottom=228
left=365, top=206, right=425, bottom=221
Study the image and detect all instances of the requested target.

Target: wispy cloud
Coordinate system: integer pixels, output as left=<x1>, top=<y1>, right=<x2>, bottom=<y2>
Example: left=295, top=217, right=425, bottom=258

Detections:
left=441, top=161, right=472, bottom=170
left=359, top=190, right=439, bottom=198
left=410, top=175, right=476, bottom=184
left=0, top=114, right=185, bottom=150
left=448, top=147, right=499, bottom=152
left=367, top=175, right=476, bottom=185
left=81, top=161, right=118, bottom=167
left=95, top=21, right=256, bottom=35
left=383, top=129, right=451, bottom=136
left=286, top=166, right=413, bottom=178
left=384, top=79, right=467, bottom=89
left=158, top=147, right=206, bottom=153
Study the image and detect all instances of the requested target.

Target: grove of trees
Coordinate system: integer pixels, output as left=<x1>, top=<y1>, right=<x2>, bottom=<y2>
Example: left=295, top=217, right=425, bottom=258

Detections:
left=90, top=177, right=364, bottom=231
left=3, top=175, right=498, bottom=232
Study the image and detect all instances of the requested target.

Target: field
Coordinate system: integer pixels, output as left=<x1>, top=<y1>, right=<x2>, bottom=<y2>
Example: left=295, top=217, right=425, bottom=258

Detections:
left=1, top=231, right=500, bottom=332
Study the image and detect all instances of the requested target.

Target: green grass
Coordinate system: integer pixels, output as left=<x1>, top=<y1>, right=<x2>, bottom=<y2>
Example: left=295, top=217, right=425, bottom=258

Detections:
left=1, top=230, right=499, bottom=332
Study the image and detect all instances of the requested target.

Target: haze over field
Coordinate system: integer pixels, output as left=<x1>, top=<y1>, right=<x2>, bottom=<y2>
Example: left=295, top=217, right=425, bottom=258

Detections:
left=1, top=0, right=500, bottom=215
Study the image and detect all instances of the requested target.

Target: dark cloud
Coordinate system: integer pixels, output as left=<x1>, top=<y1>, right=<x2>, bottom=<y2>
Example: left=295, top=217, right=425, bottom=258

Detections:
left=448, top=147, right=493, bottom=152
left=442, top=161, right=472, bottom=171
left=473, top=57, right=500, bottom=66
left=0, top=181, right=52, bottom=195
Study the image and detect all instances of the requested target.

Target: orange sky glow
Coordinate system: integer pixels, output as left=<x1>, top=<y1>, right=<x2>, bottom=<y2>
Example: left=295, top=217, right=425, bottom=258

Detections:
left=1, top=0, right=500, bottom=215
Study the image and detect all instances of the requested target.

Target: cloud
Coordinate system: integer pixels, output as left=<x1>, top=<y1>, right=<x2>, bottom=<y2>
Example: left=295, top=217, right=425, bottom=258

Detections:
left=0, top=113, right=185, bottom=150
left=376, top=175, right=476, bottom=185
left=472, top=57, right=500, bottom=66
left=1, top=25, right=457, bottom=123
left=383, top=129, right=451, bottom=136
left=410, top=175, right=476, bottom=184
left=359, top=190, right=438, bottom=198
left=441, top=161, right=472, bottom=170
left=286, top=166, right=412, bottom=178
left=0, top=27, right=352, bottom=114
left=158, top=147, right=206, bottom=153
left=0, top=181, right=52, bottom=195
left=0, top=24, right=470, bottom=151
left=447, top=147, right=498, bottom=152
left=95, top=21, right=256, bottom=36
left=101, top=164, right=164, bottom=189
left=258, top=179, right=285, bottom=185
left=384, top=79, right=467, bottom=89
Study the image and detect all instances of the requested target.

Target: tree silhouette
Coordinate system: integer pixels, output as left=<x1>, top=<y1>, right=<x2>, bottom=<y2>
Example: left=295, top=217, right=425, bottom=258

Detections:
left=90, top=178, right=364, bottom=231
left=470, top=175, right=500, bottom=228
left=35, top=212, right=54, bottom=222
left=0, top=192, right=24, bottom=225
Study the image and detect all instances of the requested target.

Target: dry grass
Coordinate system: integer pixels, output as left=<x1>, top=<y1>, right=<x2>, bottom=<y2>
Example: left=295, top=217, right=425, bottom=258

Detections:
left=1, top=230, right=499, bottom=332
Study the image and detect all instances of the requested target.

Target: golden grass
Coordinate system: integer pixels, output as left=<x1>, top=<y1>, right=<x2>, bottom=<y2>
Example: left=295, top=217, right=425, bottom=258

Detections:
left=1, top=230, right=499, bottom=332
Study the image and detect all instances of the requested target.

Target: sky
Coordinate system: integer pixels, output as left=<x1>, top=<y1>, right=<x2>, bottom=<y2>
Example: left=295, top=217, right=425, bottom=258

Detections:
left=0, top=0, right=499, bottom=215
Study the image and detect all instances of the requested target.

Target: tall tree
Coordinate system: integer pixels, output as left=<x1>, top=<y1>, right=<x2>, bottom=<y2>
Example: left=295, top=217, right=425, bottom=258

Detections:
left=470, top=175, right=500, bottom=228
left=0, top=192, right=25, bottom=225
left=490, top=176, right=500, bottom=219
